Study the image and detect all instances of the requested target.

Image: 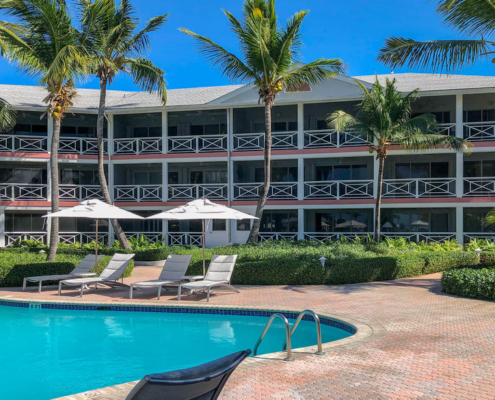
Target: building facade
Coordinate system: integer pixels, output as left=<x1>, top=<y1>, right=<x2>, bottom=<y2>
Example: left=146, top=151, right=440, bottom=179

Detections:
left=1, top=73, right=495, bottom=247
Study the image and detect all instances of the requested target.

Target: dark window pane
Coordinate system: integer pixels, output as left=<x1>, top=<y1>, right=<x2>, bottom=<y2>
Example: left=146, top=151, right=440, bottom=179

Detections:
left=168, top=126, right=178, bottom=136
left=31, top=125, right=46, bottom=133
left=395, top=163, right=411, bottom=179
left=351, top=165, right=368, bottom=180
left=190, top=125, right=204, bottom=135
left=465, top=110, right=482, bottom=122
left=61, top=126, right=77, bottom=136
left=212, top=220, right=226, bottom=231
left=483, top=109, right=495, bottom=121
left=464, top=161, right=480, bottom=177
left=189, top=220, right=202, bottom=232
left=315, top=166, right=332, bottom=181
left=411, top=163, right=429, bottom=178
left=255, top=168, right=264, bottom=182
left=190, top=171, right=203, bottom=184
left=316, top=120, right=326, bottom=130
left=334, top=165, right=351, bottom=180
left=168, top=171, right=179, bottom=185
left=482, top=161, right=495, bottom=176
left=205, top=124, right=219, bottom=135
left=134, top=127, right=148, bottom=137
left=237, top=219, right=251, bottom=231
left=431, top=162, right=449, bottom=178
left=272, top=122, right=286, bottom=132
left=14, top=124, right=31, bottom=134
left=431, top=213, right=449, bottom=232
left=288, top=121, right=298, bottom=131
left=149, top=127, right=161, bottom=137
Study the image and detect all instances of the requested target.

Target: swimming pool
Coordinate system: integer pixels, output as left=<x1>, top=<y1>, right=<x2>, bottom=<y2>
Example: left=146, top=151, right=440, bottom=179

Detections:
left=0, top=301, right=354, bottom=400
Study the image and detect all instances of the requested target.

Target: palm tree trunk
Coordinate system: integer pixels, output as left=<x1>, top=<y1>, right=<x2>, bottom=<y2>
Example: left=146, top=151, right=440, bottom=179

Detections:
left=374, top=156, right=385, bottom=242
left=248, top=98, right=273, bottom=243
left=97, top=76, right=131, bottom=250
left=47, top=117, right=61, bottom=261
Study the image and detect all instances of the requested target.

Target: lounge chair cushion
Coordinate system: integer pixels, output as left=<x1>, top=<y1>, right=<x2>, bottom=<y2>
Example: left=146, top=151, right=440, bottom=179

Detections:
left=204, top=255, right=237, bottom=282
left=158, top=254, right=193, bottom=281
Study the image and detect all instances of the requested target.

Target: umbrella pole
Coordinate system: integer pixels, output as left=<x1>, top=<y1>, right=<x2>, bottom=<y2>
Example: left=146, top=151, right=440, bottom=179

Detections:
left=95, top=219, right=99, bottom=275
left=202, top=219, right=206, bottom=276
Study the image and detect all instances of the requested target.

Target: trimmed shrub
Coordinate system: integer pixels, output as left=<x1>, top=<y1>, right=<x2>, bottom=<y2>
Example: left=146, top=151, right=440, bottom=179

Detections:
left=0, top=262, right=75, bottom=287
left=481, top=251, right=495, bottom=266
left=134, top=248, right=170, bottom=262
left=421, top=251, right=479, bottom=274
left=442, top=267, right=495, bottom=301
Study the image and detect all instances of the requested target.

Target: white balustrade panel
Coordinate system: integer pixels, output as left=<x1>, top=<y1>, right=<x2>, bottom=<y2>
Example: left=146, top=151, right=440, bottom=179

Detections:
left=233, top=182, right=297, bottom=200
left=168, top=135, right=227, bottom=153
left=383, top=178, right=455, bottom=198
left=168, top=233, right=203, bottom=246
left=59, top=185, right=103, bottom=201
left=0, top=135, right=47, bottom=152
left=463, top=178, right=495, bottom=197
left=59, top=232, right=109, bottom=245
left=59, top=138, right=106, bottom=155
left=0, top=184, right=47, bottom=201
left=114, top=138, right=162, bottom=155
left=304, top=180, right=373, bottom=199
left=114, top=185, right=162, bottom=202
left=125, top=232, right=163, bottom=242
left=464, top=233, right=495, bottom=242
left=258, top=232, right=298, bottom=241
left=5, top=232, right=47, bottom=246
left=168, top=184, right=228, bottom=201
left=232, top=132, right=297, bottom=151
left=304, top=129, right=369, bottom=149
left=304, top=232, right=372, bottom=243
left=463, top=122, right=495, bottom=141
left=381, top=232, right=456, bottom=243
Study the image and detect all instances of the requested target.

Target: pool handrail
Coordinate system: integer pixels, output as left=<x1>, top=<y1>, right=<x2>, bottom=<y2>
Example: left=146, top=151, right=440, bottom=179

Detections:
left=282, top=309, right=325, bottom=355
left=253, top=313, right=294, bottom=361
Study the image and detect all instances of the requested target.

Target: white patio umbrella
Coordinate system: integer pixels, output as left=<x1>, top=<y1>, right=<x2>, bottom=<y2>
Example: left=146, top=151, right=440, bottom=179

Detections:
left=43, top=199, right=144, bottom=269
left=148, top=198, right=258, bottom=276
left=335, top=220, right=367, bottom=230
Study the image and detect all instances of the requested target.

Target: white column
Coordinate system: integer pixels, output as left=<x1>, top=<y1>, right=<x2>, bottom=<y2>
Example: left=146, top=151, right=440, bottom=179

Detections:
left=297, top=208, right=304, bottom=240
left=162, top=111, right=168, bottom=154
left=456, top=152, right=464, bottom=198
left=107, top=114, right=115, bottom=202
left=297, top=157, right=304, bottom=200
left=456, top=206, right=464, bottom=245
left=162, top=214, right=169, bottom=245
left=297, top=103, right=304, bottom=150
left=162, top=161, right=168, bottom=202
left=455, top=94, right=463, bottom=138
left=108, top=221, right=115, bottom=247
left=0, top=209, right=5, bottom=247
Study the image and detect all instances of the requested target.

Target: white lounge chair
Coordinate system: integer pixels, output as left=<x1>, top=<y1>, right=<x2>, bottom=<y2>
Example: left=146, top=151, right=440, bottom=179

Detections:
left=129, top=254, right=192, bottom=300
left=22, top=254, right=104, bottom=292
left=58, top=253, right=135, bottom=297
left=178, top=255, right=238, bottom=302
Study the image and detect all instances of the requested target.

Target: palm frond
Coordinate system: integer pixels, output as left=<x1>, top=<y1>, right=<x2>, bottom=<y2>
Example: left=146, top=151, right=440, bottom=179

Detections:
left=438, top=0, right=495, bottom=37
left=397, top=131, right=472, bottom=152
left=282, top=59, right=345, bottom=90
left=124, top=57, right=167, bottom=104
left=179, top=28, right=256, bottom=83
left=378, top=37, right=493, bottom=72
left=327, top=110, right=358, bottom=132
left=124, top=14, right=167, bottom=56
left=0, top=97, right=17, bottom=133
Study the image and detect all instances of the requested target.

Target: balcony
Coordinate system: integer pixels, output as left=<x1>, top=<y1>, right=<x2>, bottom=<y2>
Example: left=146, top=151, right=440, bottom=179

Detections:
left=463, top=121, right=495, bottom=141
left=114, top=137, right=162, bottom=155
left=59, top=231, right=108, bottom=245
left=168, top=183, right=228, bottom=201
left=232, top=131, right=297, bottom=151
left=0, top=135, right=47, bottom=153
left=438, top=123, right=456, bottom=136
left=59, top=185, right=103, bottom=201
left=463, top=177, right=495, bottom=197
left=304, top=129, right=369, bottom=149
left=0, top=183, right=47, bottom=201
left=114, top=185, right=162, bottom=202
left=382, top=178, right=456, bottom=198
left=233, top=182, right=297, bottom=200
left=5, top=232, right=46, bottom=246
left=304, top=180, right=373, bottom=200
left=59, top=137, right=107, bottom=155
left=381, top=232, right=456, bottom=243
left=304, top=232, right=372, bottom=242
left=168, top=135, right=227, bottom=153
left=258, top=232, right=298, bottom=241
left=168, top=232, right=203, bottom=246
left=125, top=232, right=163, bottom=242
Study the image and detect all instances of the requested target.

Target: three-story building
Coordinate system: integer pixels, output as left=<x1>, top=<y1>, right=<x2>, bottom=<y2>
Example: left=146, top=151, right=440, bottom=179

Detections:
left=1, top=73, right=495, bottom=247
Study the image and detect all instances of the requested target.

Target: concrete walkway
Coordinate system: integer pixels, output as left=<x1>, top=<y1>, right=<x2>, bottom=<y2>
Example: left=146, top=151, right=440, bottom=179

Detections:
left=2, top=266, right=495, bottom=399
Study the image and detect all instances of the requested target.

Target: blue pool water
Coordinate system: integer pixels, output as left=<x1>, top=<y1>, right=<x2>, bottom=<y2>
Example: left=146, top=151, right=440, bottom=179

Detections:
left=0, top=304, right=353, bottom=400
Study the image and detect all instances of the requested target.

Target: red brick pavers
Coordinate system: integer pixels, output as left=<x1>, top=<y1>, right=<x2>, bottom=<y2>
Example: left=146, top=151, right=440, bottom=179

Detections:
left=2, top=267, right=495, bottom=400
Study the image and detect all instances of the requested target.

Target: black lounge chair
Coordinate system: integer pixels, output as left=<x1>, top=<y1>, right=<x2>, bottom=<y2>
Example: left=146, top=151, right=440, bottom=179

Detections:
left=126, top=349, right=251, bottom=400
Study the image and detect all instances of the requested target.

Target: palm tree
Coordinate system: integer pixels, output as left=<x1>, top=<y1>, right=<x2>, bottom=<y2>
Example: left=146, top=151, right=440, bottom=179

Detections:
left=0, top=98, right=17, bottom=133
left=0, top=0, right=88, bottom=260
left=327, top=78, right=471, bottom=240
left=180, top=0, right=344, bottom=242
left=378, top=0, right=495, bottom=72
left=77, top=0, right=167, bottom=249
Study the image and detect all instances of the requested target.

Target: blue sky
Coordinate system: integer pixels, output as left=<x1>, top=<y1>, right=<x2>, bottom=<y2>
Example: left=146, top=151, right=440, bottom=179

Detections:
left=0, top=0, right=493, bottom=91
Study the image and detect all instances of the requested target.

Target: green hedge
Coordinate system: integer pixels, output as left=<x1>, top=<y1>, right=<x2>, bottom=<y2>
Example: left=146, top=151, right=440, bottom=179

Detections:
left=442, top=266, right=495, bottom=301
left=0, top=256, right=134, bottom=288
left=421, top=251, right=479, bottom=274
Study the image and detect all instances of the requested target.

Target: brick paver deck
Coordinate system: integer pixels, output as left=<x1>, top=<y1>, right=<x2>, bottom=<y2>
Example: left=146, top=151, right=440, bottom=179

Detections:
left=1, top=265, right=494, bottom=399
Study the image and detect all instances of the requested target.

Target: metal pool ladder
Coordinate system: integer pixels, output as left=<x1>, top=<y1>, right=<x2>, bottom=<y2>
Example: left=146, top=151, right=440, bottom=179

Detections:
left=253, top=309, right=325, bottom=362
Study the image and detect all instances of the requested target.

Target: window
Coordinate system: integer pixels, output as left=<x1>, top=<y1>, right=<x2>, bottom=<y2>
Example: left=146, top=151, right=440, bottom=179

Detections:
left=316, top=120, right=327, bottom=130
left=256, top=167, right=297, bottom=182
left=314, top=164, right=368, bottom=181
left=464, top=160, right=495, bottom=177
left=394, top=162, right=449, bottom=179
left=381, top=209, right=453, bottom=233
left=212, top=220, right=226, bottom=231
left=168, top=171, right=179, bottom=185
left=260, top=211, right=297, bottom=232
left=0, top=168, right=46, bottom=184
left=432, top=111, right=451, bottom=124
left=464, top=208, right=494, bottom=232
left=204, top=171, right=227, bottom=183
left=315, top=211, right=371, bottom=233
left=464, top=109, right=495, bottom=122
left=168, top=126, right=178, bottom=136
left=237, top=219, right=251, bottom=231
left=5, top=213, right=44, bottom=232
left=190, top=125, right=204, bottom=135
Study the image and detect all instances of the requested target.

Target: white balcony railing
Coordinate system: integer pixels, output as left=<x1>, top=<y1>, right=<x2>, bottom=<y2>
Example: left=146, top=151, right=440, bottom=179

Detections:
left=113, top=138, right=162, bottom=155
left=304, top=129, right=369, bottom=149
left=233, top=182, right=298, bottom=200
left=0, top=135, right=48, bottom=153
left=381, top=232, right=456, bottom=243
left=438, top=123, right=456, bottom=136
left=168, top=184, right=228, bottom=201
left=233, top=132, right=297, bottom=151
left=5, top=232, right=47, bottom=246
left=59, top=138, right=107, bottom=155
left=168, top=135, right=227, bottom=153
left=304, top=232, right=372, bottom=242
left=258, top=232, right=298, bottom=241
left=463, top=233, right=495, bottom=242
left=59, top=232, right=109, bottom=245
left=59, top=185, right=103, bottom=201
left=125, top=232, right=163, bottom=242
left=304, top=180, right=373, bottom=200
left=383, top=178, right=456, bottom=198
left=463, top=177, right=495, bottom=197
left=114, top=185, right=162, bottom=202
left=463, top=121, right=495, bottom=141
left=168, top=232, right=203, bottom=246
left=0, top=184, right=47, bottom=201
